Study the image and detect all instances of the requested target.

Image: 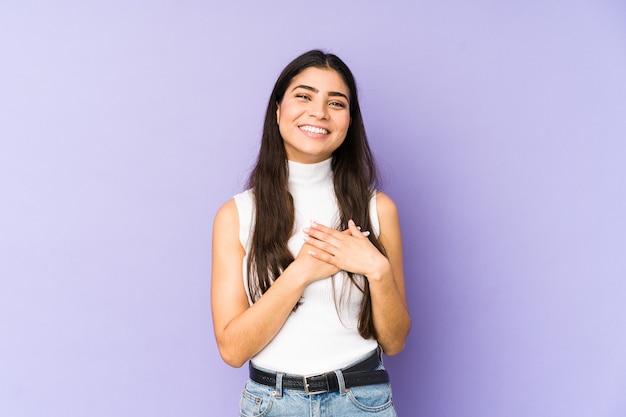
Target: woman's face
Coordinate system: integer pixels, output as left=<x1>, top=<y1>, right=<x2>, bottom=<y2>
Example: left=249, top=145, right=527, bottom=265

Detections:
left=277, top=67, right=351, bottom=164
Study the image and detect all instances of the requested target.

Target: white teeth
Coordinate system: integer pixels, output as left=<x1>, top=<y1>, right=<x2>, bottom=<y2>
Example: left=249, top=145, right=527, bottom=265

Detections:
left=299, top=125, right=329, bottom=134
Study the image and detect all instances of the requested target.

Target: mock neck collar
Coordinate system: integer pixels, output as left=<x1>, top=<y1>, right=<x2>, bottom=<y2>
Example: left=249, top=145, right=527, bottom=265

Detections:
left=287, top=158, right=333, bottom=187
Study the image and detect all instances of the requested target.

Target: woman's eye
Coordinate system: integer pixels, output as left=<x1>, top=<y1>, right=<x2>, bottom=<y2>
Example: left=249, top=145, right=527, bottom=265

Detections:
left=329, top=101, right=346, bottom=108
left=296, top=94, right=310, bottom=100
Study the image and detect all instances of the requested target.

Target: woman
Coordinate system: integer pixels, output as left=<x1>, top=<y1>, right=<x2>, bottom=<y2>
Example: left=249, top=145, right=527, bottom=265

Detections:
left=211, top=50, right=410, bottom=416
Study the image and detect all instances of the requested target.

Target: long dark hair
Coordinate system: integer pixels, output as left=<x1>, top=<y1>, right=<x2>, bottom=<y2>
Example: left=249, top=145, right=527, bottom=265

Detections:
left=246, top=50, right=385, bottom=339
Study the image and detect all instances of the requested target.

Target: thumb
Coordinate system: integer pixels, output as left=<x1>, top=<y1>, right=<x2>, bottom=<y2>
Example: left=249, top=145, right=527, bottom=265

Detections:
left=347, top=219, right=366, bottom=237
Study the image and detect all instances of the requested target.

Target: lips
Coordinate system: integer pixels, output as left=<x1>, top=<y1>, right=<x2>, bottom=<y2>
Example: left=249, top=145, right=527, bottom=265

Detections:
left=299, top=125, right=329, bottom=135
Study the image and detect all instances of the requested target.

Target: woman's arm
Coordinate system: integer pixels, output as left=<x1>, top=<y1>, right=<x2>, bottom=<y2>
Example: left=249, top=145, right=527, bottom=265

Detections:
left=302, top=192, right=411, bottom=355
left=367, top=192, right=411, bottom=355
left=211, top=199, right=339, bottom=368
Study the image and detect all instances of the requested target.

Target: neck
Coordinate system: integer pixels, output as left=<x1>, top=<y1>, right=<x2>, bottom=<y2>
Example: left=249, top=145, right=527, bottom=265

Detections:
left=287, top=158, right=333, bottom=188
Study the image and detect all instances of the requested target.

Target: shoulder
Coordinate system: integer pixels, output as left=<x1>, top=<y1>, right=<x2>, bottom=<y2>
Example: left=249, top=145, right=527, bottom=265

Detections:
left=213, top=199, right=239, bottom=230
left=213, top=198, right=246, bottom=258
left=374, top=191, right=399, bottom=220
left=374, top=191, right=401, bottom=244
left=373, top=192, right=403, bottom=267
left=214, top=190, right=253, bottom=224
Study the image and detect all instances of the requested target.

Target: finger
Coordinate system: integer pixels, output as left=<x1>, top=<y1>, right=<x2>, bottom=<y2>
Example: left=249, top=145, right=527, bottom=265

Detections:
left=302, top=226, right=329, bottom=242
left=303, top=233, right=338, bottom=254
left=307, top=247, right=335, bottom=263
left=304, top=222, right=342, bottom=242
left=347, top=219, right=366, bottom=238
left=309, top=220, right=334, bottom=233
left=342, top=223, right=370, bottom=237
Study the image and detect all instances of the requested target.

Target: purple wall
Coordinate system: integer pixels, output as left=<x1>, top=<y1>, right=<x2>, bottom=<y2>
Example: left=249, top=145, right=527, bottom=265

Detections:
left=1, top=1, right=625, bottom=416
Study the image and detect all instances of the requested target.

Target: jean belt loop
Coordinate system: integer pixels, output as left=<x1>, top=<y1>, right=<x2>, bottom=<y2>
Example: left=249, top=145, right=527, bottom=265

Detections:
left=275, top=372, right=284, bottom=398
left=333, top=369, right=347, bottom=395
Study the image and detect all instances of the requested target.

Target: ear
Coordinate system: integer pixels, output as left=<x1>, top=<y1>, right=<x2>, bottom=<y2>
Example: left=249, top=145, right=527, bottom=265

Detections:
left=276, top=102, right=280, bottom=125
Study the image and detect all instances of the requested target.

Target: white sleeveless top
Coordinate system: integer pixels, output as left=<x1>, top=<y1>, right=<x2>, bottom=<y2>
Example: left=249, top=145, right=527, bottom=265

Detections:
left=234, top=158, right=379, bottom=375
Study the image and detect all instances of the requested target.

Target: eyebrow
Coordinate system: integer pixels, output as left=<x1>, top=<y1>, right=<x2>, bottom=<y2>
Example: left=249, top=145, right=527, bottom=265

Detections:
left=291, top=84, right=350, bottom=102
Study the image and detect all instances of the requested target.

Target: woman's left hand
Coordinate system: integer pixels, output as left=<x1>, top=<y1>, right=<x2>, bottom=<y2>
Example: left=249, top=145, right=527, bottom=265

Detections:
left=302, top=219, right=390, bottom=279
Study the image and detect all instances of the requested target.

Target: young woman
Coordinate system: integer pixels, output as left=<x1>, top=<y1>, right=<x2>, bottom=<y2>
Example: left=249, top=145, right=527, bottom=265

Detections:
left=211, top=50, right=410, bottom=416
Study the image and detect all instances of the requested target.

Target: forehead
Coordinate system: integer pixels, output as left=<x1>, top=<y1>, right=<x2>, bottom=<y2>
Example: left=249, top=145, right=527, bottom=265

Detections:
left=288, top=67, right=350, bottom=95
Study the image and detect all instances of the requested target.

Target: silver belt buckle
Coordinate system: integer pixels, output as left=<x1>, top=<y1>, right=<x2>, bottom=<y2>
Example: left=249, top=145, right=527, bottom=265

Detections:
left=303, top=373, right=328, bottom=395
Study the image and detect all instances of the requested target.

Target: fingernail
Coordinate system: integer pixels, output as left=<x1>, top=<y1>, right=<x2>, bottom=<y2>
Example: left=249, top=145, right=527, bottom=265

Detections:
left=363, top=231, right=371, bottom=237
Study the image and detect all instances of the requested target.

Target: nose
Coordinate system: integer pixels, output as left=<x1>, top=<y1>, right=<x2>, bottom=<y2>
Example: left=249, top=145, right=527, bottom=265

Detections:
left=309, top=100, right=328, bottom=120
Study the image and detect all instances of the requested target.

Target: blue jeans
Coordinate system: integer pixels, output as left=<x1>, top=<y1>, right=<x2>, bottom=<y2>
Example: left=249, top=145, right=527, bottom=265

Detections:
left=239, top=364, right=397, bottom=416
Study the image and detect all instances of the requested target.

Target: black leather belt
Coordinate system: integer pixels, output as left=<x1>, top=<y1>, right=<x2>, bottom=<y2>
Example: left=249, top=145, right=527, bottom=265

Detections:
left=249, top=350, right=389, bottom=395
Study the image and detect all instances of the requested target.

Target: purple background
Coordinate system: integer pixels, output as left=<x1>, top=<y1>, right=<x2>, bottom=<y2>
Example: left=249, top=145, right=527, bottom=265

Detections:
left=2, top=1, right=626, bottom=416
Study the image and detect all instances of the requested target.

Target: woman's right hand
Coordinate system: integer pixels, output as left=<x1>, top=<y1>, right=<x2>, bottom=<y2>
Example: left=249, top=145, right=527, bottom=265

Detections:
left=287, top=223, right=369, bottom=285
left=287, top=241, right=341, bottom=284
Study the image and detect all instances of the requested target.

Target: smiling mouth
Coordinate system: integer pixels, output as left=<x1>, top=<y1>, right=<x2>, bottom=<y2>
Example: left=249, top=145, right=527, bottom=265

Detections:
left=299, top=125, right=329, bottom=135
